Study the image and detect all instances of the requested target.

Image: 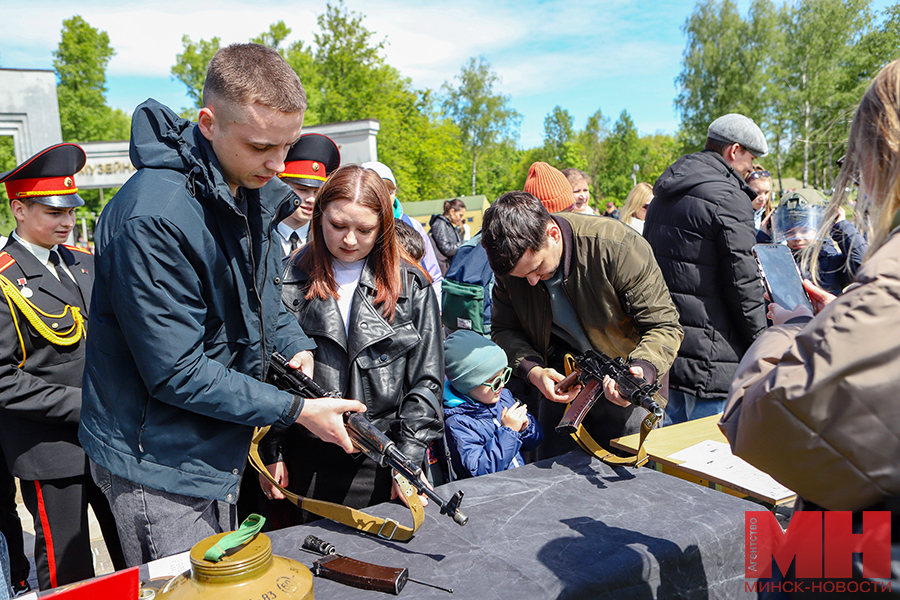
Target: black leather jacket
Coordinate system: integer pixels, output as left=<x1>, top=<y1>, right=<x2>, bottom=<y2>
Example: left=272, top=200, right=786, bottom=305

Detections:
left=274, top=250, right=444, bottom=466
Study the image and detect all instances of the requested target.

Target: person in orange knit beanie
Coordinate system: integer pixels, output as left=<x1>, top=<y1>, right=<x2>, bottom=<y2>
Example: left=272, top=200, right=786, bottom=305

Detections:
left=523, top=162, right=574, bottom=213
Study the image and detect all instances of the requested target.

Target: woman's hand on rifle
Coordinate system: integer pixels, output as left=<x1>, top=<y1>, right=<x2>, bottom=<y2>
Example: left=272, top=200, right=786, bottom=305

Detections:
left=391, top=470, right=431, bottom=508
left=260, top=461, right=289, bottom=500
left=288, top=350, right=315, bottom=378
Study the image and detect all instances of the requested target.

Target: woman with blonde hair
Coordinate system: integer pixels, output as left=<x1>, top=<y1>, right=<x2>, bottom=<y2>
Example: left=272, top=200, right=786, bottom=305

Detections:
left=620, top=182, right=653, bottom=234
left=259, top=165, right=443, bottom=525
left=721, top=59, right=900, bottom=589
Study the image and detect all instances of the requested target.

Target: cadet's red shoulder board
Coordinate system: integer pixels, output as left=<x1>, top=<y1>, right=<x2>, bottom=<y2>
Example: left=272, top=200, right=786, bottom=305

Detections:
left=0, top=252, right=15, bottom=274
left=62, top=244, right=91, bottom=255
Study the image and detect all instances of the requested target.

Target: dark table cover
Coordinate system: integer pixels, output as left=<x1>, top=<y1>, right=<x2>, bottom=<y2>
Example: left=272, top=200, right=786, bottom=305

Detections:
left=259, top=451, right=756, bottom=599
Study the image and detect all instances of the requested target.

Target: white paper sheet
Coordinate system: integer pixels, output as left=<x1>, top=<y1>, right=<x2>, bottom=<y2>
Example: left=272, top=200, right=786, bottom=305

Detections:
left=668, top=440, right=795, bottom=502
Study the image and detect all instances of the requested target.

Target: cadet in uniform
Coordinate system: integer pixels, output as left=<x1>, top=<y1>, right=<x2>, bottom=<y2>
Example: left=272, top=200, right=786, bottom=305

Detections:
left=274, top=133, right=341, bottom=256
left=0, top=144, right=125, bottom=590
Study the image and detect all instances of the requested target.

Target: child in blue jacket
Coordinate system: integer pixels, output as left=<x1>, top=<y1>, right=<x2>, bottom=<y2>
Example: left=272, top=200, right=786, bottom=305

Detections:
left=443, top=331, right=543, bottom=478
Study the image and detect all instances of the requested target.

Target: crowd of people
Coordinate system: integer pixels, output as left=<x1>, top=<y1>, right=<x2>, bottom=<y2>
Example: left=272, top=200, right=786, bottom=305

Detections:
left=0, top=42, right=897, bottom=597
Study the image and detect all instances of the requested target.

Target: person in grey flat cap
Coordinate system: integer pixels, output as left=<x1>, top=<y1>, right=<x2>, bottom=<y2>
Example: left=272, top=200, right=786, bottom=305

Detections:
left=642, top=113, right=768, bottom=425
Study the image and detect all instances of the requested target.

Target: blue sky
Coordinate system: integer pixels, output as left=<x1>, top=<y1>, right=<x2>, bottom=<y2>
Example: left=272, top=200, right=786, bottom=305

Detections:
left=0, top=0, right=895, bottom=148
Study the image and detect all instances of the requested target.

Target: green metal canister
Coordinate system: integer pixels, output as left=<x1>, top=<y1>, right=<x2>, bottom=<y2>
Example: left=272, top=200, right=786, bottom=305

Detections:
left=149, top=530, right=313, bottom=600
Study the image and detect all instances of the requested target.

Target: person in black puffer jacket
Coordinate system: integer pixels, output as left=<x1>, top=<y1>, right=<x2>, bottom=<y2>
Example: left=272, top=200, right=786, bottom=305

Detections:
left=429, top=198, right=466, bottom=275
left=644, top=113, right=768, bottom=425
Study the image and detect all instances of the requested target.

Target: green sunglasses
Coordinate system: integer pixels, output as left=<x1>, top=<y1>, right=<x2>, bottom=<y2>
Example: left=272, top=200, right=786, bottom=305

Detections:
left=484, top=366, right=512, bottom=392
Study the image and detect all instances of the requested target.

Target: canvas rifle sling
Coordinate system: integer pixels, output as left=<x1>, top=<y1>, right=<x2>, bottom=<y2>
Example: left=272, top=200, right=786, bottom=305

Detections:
left=248, top=426, right=424, bottom=541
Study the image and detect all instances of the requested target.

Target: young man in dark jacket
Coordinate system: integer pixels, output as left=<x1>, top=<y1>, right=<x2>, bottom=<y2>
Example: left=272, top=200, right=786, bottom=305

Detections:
left=79, top=44, right=364, bottom=567
left=643, top=113, right=768, bottom=424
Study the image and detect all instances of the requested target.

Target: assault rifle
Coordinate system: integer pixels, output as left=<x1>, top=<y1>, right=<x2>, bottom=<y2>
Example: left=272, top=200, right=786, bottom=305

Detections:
left=554, top=349, right=664, bottom=434
left=267, top=352, right=468, bottom=526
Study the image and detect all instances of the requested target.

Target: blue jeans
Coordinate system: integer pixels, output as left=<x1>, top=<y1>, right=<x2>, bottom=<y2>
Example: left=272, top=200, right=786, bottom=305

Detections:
left=0, top=532, right=11, bottom=600
left=664, top=390, right=727, bottom=426
left=91, top=461, right=236, bottom=567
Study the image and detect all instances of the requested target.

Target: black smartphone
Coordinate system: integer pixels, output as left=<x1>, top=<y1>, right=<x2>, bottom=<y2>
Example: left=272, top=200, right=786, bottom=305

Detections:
left=752, top=244, right=813, bottom=313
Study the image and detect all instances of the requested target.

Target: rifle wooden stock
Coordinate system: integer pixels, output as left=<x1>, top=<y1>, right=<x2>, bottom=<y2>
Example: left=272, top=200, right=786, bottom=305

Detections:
left=556, top=378, right=603, bottom=434
left=554, top=370, right=581, bottom=395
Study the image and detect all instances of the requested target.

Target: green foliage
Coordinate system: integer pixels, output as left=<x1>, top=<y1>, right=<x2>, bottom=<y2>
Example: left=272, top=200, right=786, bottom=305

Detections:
left=52, top=15, right=129, bottom=229
left=639, top=133, right=681, bottom=188
left=161, top=3, right=687, bottom=206
left=311, top=2, right=389, bottom=124
left=171, top=34, right=221, bottom=114
left=599, top=111, right=643, bottom=201
left=676, top=0, right=754, bottom=152
left=54, top=16, right=130, bottom=143
left=441, top=57, right=521, bottom=195
left=542, top=106, right=579, bottom=167
left=675, top=0, right=900, bottom=190
left=251, top=21, right=292, bottom=52
left=0, top=136, right=16, bottom=237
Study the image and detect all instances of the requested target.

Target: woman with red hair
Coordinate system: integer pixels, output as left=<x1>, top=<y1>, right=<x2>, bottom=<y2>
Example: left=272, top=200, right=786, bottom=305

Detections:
left=260, top=165, right=443, bottom=523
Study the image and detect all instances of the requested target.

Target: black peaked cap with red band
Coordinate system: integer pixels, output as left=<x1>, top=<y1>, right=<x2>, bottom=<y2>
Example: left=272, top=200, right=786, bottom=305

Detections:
left=279, top=133, right=341, bottom=189
left=0, top=143, right=86, bottom=208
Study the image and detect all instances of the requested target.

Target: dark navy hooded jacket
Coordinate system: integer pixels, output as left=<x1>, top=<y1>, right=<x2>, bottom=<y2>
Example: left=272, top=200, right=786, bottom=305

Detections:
left=79, top=99, right=315, bottom=503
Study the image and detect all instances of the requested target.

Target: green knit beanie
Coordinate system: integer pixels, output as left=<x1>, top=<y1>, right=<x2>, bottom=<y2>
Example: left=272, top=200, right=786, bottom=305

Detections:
left=444, top=330, right=509, bottom=394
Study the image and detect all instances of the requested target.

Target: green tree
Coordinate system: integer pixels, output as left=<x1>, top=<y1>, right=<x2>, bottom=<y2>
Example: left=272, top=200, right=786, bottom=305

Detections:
left=169, top=7, right=465, bottom=202
left=542, top=106, right=582, bottom=167
left=53, top=15, right=129, bottom=221
left=251, top=21, right=292, bottom=52
left=54, top=15, right=130, bottom=143
left=0, top=136, right=16, bottom=236
left=781, top=0, right=871, bottom=187
left=282, top=37, right=320, bottom=125
left=171, top=34, right=221, bottom=118
left=577, top=108, right=610, bottom=201
left=304, top=3, right=464, bottom=201
left=310, top=1, right=390, bottom=125
left=638, top=133, right=681, bottom=187
left=599, top=111, right=643, bottom=202
left=675, top=0, right=756, bottom=151
left=674, top=0, right=900, bottom=192
left=441, top=56, right=521, bottom=195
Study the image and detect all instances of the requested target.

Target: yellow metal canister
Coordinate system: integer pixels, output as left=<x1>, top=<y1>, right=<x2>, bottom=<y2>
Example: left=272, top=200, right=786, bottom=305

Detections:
left=150, top=530, right=313, bottom=600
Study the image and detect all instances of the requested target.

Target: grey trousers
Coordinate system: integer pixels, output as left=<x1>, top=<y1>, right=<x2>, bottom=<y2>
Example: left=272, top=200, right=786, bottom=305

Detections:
left=90, top=461, right=237, bottom=567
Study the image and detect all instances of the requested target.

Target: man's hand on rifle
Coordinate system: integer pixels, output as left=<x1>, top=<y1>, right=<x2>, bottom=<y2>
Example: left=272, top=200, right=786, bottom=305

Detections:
left=602, top=366, right=644, bottom=408
left=295, top=397, right=366, bottom=454
left=528, top=366, right=581, bottom=403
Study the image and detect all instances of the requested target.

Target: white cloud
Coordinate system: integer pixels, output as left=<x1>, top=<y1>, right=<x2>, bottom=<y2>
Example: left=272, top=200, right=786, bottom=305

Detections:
left=0, top=0, right=692, bottom=147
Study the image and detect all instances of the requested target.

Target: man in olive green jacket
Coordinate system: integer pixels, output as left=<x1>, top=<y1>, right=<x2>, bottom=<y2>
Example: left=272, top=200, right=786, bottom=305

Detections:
left=482, top=191, right=683, bottom=459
